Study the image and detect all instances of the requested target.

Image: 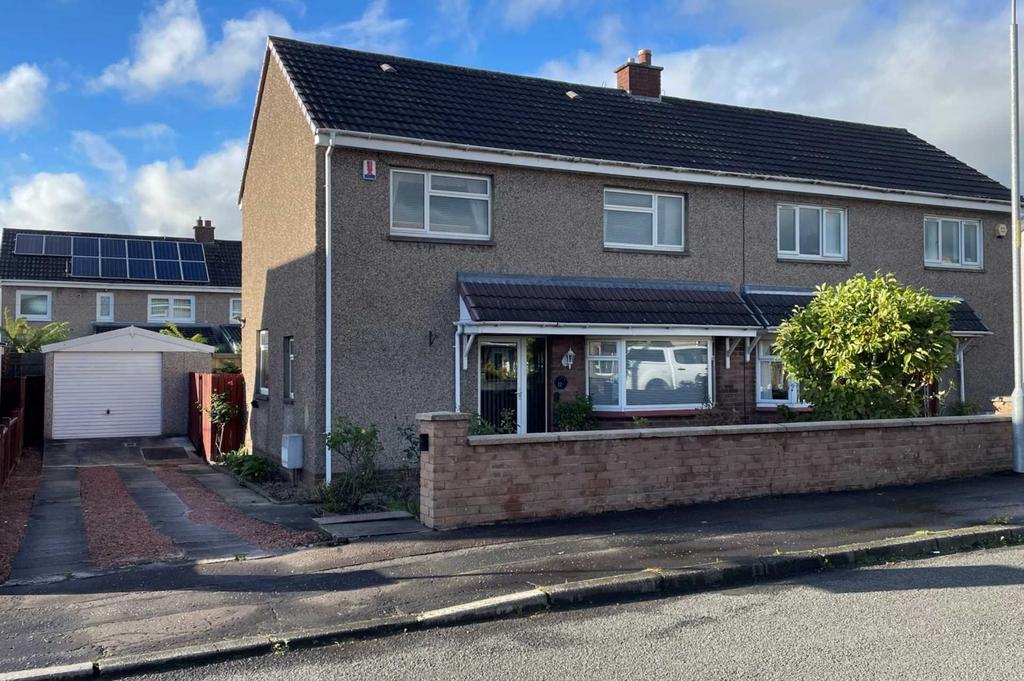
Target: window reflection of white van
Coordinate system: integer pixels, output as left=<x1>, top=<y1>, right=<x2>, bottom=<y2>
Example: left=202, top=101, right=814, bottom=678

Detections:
left=626, top=346, right=707, bottom=391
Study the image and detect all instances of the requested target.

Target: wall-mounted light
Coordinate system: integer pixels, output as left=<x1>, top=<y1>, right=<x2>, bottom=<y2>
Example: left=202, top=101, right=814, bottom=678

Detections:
left=561, top=346, right=576, bottom=370
left=997, top=223, right=1009, bottom=238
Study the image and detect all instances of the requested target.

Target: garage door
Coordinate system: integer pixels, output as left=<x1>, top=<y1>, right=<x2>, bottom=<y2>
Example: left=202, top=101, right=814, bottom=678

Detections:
left=52, top=352, right=162, bottom=439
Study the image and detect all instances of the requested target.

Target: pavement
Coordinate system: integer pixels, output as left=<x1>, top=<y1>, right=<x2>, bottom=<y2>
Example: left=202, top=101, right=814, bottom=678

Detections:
left=2, top=472, right=1024, bottom=676
left=5, top=438, right=319, bottom=583
left=135, top=543, right=1024, bottom=681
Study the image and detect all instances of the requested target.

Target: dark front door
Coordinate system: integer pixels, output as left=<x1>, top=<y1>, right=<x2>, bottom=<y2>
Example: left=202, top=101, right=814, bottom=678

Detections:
left=526, top=337, right=547, bottom=433
left=479, top=342, right=518, bottom=433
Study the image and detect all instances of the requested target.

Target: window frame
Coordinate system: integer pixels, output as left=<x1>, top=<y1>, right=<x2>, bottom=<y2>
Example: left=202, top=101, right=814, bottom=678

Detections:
left=776, top=203, right=847, bottom=261
left=257, top=329, right=269, bottom=397
left=602, top=188, right=686, bottom=252
left=147, top=295, right=195, bottom=323
left=754, top=336, right=807, bottom=408
left=389, top=168, right=492, bottom=241
left=283, top=336, right=295, bottom=401
left=15, top=290, right=52, bottom=322
left=923, top=216, right=983, bottom=270
left=585, top=337, right=714, bottom=412
left=95, top=292, right=114, bottom=322
left=229, top=298, right=242, bottom=324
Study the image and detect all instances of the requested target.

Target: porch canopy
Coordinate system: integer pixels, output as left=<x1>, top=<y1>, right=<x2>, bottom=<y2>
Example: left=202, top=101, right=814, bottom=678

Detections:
left=741, top=286, right=992, bottom=337
left=457, top=272, right=763, bottom=338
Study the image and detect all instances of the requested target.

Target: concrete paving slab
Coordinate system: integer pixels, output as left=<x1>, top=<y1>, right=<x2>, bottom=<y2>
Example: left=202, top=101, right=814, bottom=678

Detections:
left=315, top=511, right=413, bottom=525
left=183, top=466, right=320, bottom=532
left=7, top=467, right=91, bottom=581
left=116, top=466, right=257, bottom=560
left=319, top=518, right=430, bottom=540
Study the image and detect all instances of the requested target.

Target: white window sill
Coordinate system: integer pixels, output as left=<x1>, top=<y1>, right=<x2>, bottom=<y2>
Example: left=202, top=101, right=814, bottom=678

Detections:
left=20, top=315, right=51, bottom=322
left=924, top=262, right=984, bottom=272
left=603, top=244, right=687, bottom=254
left=776, top=254, right=847, bottom=264
left=389, top=229, right=491, bottom=242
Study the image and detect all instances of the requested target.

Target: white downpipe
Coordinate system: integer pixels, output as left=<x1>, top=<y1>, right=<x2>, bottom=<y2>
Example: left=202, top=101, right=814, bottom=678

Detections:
left=1010, top=1, right=1024, bottom=473
left=454, top=325, right=462, bottom=413
left=324, top=133, right=336, bottom=483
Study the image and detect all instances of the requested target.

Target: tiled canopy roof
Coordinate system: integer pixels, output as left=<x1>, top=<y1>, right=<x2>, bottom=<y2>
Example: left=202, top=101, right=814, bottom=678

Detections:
left=741, top=288, right=990, bottom=334
left=270, top=37, right=1009, bottom=202
left=0, top=228, right=241, bottom=288
left=458, top=273, right=761, bottom=328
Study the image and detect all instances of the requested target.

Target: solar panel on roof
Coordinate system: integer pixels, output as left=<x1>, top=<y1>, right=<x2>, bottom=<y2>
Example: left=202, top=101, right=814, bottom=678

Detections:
left=100, top=258, right=127, bottom=279
left=73, top=237, right=99, bottom=257
left=153, top=241, right=178, bottom=260
left=180, top=261, right=209, bottom=282
left=155, top=259, right=182, bottom=281
left=128, top=258, right=155, bottom=280
left=178, top=242, right=204, bottom=261
left=71, top=256, right=99, bottom=277
left=14, top=234, right=44, bottom=255
left=43, top=235, right=72, bottom=256
left=100, top=238, right=126, bottom=258
left=126, top=240, right=153, bottom=259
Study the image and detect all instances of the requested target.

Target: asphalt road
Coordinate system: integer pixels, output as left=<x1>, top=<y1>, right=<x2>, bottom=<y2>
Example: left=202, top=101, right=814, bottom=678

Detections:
left=140, top=544, right=1024, bottom=680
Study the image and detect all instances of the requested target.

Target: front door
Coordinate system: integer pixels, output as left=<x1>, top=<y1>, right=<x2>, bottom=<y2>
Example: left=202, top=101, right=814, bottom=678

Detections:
left=479, top=337, right=547, bottom=433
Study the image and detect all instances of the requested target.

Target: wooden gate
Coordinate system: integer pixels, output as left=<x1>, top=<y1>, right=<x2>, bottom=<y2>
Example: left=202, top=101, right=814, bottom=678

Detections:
left=188, top=372, right=245, bottom=462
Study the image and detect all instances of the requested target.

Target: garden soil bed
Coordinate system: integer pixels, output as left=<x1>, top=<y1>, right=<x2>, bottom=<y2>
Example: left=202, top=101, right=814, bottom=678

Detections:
left=154, top=467, right=321, bottom=549
left=79, top=466, right=182, bottom=569
left=0, top=450, right=42, bottom=582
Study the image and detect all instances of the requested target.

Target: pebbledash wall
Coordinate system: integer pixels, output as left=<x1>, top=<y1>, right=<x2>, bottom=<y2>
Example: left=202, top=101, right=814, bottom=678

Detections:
left=417, top=412, right=1012, bottom=530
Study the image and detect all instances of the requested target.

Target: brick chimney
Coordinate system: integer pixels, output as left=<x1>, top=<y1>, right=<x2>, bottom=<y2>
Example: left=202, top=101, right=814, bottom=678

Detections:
left=193, top=217, right=215, bottom=243
left=615, top=48, right=662, bottom=99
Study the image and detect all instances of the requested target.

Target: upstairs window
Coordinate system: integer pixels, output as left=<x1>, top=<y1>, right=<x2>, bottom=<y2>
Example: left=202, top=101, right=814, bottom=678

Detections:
left=924, top=217, right=982, bottom=269
left=603, top=189, right=684, bottom=251
left=148, top=295, right=194, bottom=323
left=777, top=204, right=846, bottom=261
left=390, top=170, right=491, bottom=240
left=96, top=292, right=114, bottom=322
left=229, top=298, right=242, bottom=324
left=15, top=291, right=51, bottom=321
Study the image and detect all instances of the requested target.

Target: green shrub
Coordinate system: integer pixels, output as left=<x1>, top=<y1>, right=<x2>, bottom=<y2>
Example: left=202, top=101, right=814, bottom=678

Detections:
left=214, top=361, right=241, bottom=374
left=1, top=309, right=69, bottom=353
left=318, top=418, right=383, bottom=513
left=554, top=394, right=595, bottom=431
left=951, top=400, right=978, bottom=416
left=219, top=447, right=274, bottom=482
left=467, top=412, right=496, bottom=436
left=198, top=390, right=239, bottom=457
left=775, top=273, right=956, bottom=420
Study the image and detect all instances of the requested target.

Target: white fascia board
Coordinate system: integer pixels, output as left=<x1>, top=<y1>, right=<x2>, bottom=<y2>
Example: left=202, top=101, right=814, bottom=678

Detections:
left=317, top=129, right=1011, bottom=214
left=43, top=325, right=215, bottom=353
left=456, top=321, right=759, bottom=338
left=0, top=279, right=240, bottom=294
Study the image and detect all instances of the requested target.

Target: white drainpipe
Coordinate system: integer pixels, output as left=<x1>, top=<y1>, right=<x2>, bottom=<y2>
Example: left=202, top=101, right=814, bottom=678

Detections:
left=324, top=133, right=336, bottom=483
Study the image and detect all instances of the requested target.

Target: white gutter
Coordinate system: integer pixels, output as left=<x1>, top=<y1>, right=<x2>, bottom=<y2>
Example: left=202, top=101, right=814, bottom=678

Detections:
left=455, top=320, right=761, bottom=338
left=0, top=279, right=241, bottom=294
left=314, top=129, right=1011, bottom=214
left=324, top=133, right=336, bottom=484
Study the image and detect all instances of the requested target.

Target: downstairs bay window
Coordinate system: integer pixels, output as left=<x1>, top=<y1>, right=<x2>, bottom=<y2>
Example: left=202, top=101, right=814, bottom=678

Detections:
left=587, top=338, right=713, bottom=411
left=755, top=338, right=805, bottom=407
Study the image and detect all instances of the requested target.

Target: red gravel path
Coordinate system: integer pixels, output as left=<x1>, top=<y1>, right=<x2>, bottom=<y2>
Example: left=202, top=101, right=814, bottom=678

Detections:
left=79, top=466, right=182, bottom=569
left=0, top=450, right=42, bottom=582
left=153, top=467, right=320, bottom=550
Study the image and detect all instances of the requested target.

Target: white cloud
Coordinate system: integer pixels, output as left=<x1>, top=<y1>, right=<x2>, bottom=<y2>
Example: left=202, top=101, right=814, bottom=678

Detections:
left=499, top=0, right=565, bottom=29
left=0, top=173, right=129, bottom=231
left=133, top=140, right=245, bottom=238
left=92, top=0, right=289, bottom=101
left=0, top=63, right=47, bottom=127
left=315, top=0, right=408, bottom=52
left=72, top=131, right=128, bottom=183
left=539, top=2, right=1013, bottom=184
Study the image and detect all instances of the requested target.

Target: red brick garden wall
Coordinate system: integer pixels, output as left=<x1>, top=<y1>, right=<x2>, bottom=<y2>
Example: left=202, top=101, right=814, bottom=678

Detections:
left=418, top=413, right=1012, bottom=529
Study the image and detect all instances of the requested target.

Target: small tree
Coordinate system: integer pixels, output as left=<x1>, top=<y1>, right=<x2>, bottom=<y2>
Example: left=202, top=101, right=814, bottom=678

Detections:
left=200, top=390, right=239, bottom=457
left=775, top=273, right=956, bottom=420
left=1, top=309, right=70, bottom=353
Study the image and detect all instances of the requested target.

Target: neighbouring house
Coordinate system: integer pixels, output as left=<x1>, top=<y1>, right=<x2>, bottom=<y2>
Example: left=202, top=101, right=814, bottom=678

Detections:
left=0, top=219, right=242, bottom=351
left=240, top=38, right=1010, bottom=482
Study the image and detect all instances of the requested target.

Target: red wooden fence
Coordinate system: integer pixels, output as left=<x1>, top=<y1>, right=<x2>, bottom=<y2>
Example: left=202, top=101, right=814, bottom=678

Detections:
left=188, top=373, right=245, bottom=463
left=0, top=408, right=25, bottom=490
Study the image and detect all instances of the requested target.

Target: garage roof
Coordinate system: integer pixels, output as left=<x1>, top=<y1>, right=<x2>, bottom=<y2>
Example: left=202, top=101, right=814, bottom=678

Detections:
left=42, top=326, right=215, bottom=353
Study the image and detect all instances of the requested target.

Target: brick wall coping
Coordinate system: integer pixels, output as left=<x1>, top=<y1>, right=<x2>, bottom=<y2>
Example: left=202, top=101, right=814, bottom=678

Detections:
left=457, top=414, right=1009, bottom=446
left=417, top=412, right=472, bottom=422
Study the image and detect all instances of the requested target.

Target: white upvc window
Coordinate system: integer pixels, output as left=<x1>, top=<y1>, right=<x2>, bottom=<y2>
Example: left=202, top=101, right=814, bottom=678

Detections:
left=586, top=337, right=713, bottom=410
left=755, top=337, right=806, bottom=407
left=148, top=295, right=195, bottom=323
left=283, top=336, right=295, bottom=400
left=390, top=169, right=491, bottom=240
left=96, top=292, right=114, bottom=322
left=257, top=329, right=269, bottom=396
left=229, top=298, right=242, bottom=324
left=777, top=203, right=846, bottom=261
left=924, top=217, right=982, bottom=269
left=15, top=290, right=51, bottom=321
left=603, top=189, right=684, bottom=251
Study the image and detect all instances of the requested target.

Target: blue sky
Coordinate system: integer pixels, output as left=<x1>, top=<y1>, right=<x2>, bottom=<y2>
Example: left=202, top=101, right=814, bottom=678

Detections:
left=0, top=0, right=1012, bottom=240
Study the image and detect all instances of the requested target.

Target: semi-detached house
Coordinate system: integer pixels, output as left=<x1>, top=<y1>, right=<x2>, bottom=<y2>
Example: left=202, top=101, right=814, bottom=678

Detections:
left=240, top=38, right=1011, bottom=482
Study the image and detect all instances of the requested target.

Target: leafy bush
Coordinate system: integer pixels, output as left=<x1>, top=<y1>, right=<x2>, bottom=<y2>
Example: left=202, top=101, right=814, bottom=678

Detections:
left=220, top=448, right=274, bottom=482
left=318, top=418, right=383, bottom=513
left=214, top=361, right=242, bottom=374
left=160, top=322, right=207, bottom=345
left=1, top=309, right=69, bottom=353
left=951, top=400, right=978, bottom=416
left=198, top=390, right=239, bottom=457
left=468, top=412, right=497, bottom=436
left=554, top=394, right=594, bottom=431
left=775, top=273, right=956, bottom=420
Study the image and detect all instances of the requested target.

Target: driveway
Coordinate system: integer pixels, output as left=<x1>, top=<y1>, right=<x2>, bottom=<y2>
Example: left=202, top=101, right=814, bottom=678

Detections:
left=6, top=438, right=320, bottom=584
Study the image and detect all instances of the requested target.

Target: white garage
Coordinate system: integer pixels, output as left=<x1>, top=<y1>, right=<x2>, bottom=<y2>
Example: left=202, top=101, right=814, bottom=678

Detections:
left=43, top=327, right=213, bottom=440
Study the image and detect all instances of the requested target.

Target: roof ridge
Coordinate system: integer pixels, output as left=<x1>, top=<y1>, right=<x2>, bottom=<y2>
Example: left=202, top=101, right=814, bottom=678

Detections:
left=0, top=226, right=241, bottom=243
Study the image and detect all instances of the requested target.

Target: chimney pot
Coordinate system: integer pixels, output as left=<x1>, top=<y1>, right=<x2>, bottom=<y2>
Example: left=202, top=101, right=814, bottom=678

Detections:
left=615, top=48, right=663, bottom=99
left=193, top=218, right=215, bottom=243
